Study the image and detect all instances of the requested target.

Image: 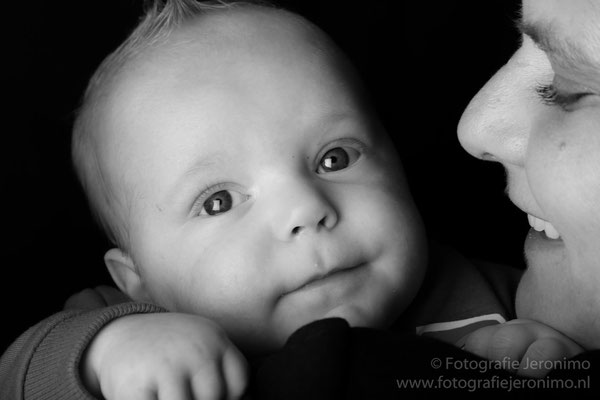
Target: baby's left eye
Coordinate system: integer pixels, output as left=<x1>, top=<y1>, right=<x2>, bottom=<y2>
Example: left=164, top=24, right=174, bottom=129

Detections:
left=317, top=147, right=361, bottom=174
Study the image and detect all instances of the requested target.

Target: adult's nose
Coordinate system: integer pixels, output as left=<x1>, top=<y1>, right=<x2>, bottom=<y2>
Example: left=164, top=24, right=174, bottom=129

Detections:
left=457, top=47, right=535, bottom=168
left=268, top=175, right=339, bottom=242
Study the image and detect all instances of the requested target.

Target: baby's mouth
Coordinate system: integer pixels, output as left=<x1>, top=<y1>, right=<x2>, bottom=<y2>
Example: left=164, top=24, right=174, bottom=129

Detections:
left=284, top=262, right=366, bottom=296
left=296, top=263, right=364, bottom=292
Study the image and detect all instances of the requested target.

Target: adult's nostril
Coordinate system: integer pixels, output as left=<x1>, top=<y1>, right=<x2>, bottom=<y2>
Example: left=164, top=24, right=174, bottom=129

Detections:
left=318, top=216, right=328, bottom=227
left=480, top=152, right=498, bottom=162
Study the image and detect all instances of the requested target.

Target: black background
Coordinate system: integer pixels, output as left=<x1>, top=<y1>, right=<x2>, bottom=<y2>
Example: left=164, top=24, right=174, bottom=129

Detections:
left=4, top=0, right=525, bottom=352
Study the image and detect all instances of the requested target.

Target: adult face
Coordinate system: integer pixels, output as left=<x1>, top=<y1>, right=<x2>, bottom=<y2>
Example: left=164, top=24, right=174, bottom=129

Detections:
left=458, top=0, right=600, bottom=349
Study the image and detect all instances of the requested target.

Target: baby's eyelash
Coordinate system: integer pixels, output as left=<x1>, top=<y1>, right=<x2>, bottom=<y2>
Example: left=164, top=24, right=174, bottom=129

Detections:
left=190, top=183, right=228, bottom=212
left=198, top=183, right=225, bottom=199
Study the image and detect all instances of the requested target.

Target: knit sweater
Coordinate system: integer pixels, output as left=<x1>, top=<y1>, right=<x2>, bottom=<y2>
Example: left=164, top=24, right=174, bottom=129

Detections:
left=0, top=300, right=165, bottom=399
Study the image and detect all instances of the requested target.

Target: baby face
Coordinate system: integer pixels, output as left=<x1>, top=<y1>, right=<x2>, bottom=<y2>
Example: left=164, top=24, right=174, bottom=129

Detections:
left=100, top=9, right=426, bottom=353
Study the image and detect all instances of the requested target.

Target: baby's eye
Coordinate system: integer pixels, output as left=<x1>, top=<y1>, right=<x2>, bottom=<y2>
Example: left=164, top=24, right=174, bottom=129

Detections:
left=317, top=146, right=361, bottom=174
left=198, top=189, right=248, bottom=217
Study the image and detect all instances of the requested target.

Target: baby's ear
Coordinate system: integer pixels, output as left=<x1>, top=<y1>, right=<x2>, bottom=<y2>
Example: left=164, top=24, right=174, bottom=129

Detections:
left=104, top=248, right=153, bottom=303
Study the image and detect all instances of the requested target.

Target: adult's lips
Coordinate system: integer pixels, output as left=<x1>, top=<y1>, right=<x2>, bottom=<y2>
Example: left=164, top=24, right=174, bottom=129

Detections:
left=507, top=193, right=562, bottom=241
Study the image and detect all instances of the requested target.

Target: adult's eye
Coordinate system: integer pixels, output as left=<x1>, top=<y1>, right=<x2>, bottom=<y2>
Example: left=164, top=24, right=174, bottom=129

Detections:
left=317, top=147, right=361, bottom=174
left=199, top=189, right=248, bottom=216
left=536, top=83, right=594, bottom=111
left=537, top=75, right=600, bottom=112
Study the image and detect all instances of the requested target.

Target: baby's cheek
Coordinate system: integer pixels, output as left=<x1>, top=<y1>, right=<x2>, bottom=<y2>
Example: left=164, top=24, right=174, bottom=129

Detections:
left=355, top=180, right=425, bottom=267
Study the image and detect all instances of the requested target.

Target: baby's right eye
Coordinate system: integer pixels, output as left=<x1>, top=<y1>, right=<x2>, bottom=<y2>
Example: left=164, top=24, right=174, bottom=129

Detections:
left=195, top=186, right=249, bottom=217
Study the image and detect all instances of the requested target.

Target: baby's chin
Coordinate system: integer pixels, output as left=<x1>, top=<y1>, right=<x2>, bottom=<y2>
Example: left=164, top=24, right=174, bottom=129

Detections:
left=322, top=303, right=394, bottom=329
left=235, top=302, right=404, bottom=357
left=282, top=282, right=414, bottom=336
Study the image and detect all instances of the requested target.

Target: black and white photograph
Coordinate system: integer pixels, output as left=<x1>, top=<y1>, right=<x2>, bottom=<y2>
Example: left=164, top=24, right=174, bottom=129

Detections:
left=3, top=0, right=599, bottom=398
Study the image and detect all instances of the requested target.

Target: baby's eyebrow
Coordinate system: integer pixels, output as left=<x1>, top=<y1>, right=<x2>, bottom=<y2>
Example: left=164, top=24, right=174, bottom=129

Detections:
left=181, top=155, right=222, bottom=178
left=164, top=155, right=222, bottom=205
left=516, top=18, right=600, bottom=74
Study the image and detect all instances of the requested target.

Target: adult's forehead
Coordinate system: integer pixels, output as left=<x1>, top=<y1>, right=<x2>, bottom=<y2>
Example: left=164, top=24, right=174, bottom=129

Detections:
left=522, top=0, right=600, bottom=80
left=523, top=0, right=600, bottom=53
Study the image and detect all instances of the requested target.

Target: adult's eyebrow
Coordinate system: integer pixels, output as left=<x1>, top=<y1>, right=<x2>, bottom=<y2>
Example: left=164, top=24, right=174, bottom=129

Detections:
left=515, top=18, right=599, bottom=73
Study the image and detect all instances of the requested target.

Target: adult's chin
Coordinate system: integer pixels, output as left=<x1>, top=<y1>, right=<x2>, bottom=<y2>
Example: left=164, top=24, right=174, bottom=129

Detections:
left=517, top=229, right=566, bottom=329
left=518, top=230, right=599, bottom=349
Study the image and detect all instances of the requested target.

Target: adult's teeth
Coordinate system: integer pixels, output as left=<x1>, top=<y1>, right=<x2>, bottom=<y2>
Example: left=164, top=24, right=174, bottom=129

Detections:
left=534, top=218, right=545, bottom=231
left=527, top=214, right=561, bottom=239
left=544, top=223, right=560, bottom=239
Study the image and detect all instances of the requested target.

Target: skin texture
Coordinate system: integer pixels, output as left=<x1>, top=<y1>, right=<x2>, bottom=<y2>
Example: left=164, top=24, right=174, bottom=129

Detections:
left=463, top=319, right=582, bottom=378
left=84, top=313, right=248, bottom=399
left=98, top=7, right=427, bottom=355
left=458, top=0, right=600, bottom=350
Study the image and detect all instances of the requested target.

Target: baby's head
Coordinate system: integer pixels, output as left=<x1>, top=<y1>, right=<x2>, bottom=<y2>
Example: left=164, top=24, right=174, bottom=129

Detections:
left=73, top=0, right=427, bottom=354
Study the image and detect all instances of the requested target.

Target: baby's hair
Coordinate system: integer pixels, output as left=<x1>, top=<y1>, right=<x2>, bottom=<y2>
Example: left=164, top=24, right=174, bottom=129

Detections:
left=72, top=0, right=275, bottom=251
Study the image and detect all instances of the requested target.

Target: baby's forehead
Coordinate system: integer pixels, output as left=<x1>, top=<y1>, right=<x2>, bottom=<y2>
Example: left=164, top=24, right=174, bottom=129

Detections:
left=127, top=7, right=330, bottom=73
left=100, top=6, right=344, bottom=117
left=173, top=7, right=327, bottom=53
left=93, top=5, right=369, bottom=185
left=100, top=6, right=357, bottom=131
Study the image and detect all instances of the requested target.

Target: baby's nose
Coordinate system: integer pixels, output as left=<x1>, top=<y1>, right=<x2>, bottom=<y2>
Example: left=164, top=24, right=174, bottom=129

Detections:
left=270, top=177, right=338, bottom=241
